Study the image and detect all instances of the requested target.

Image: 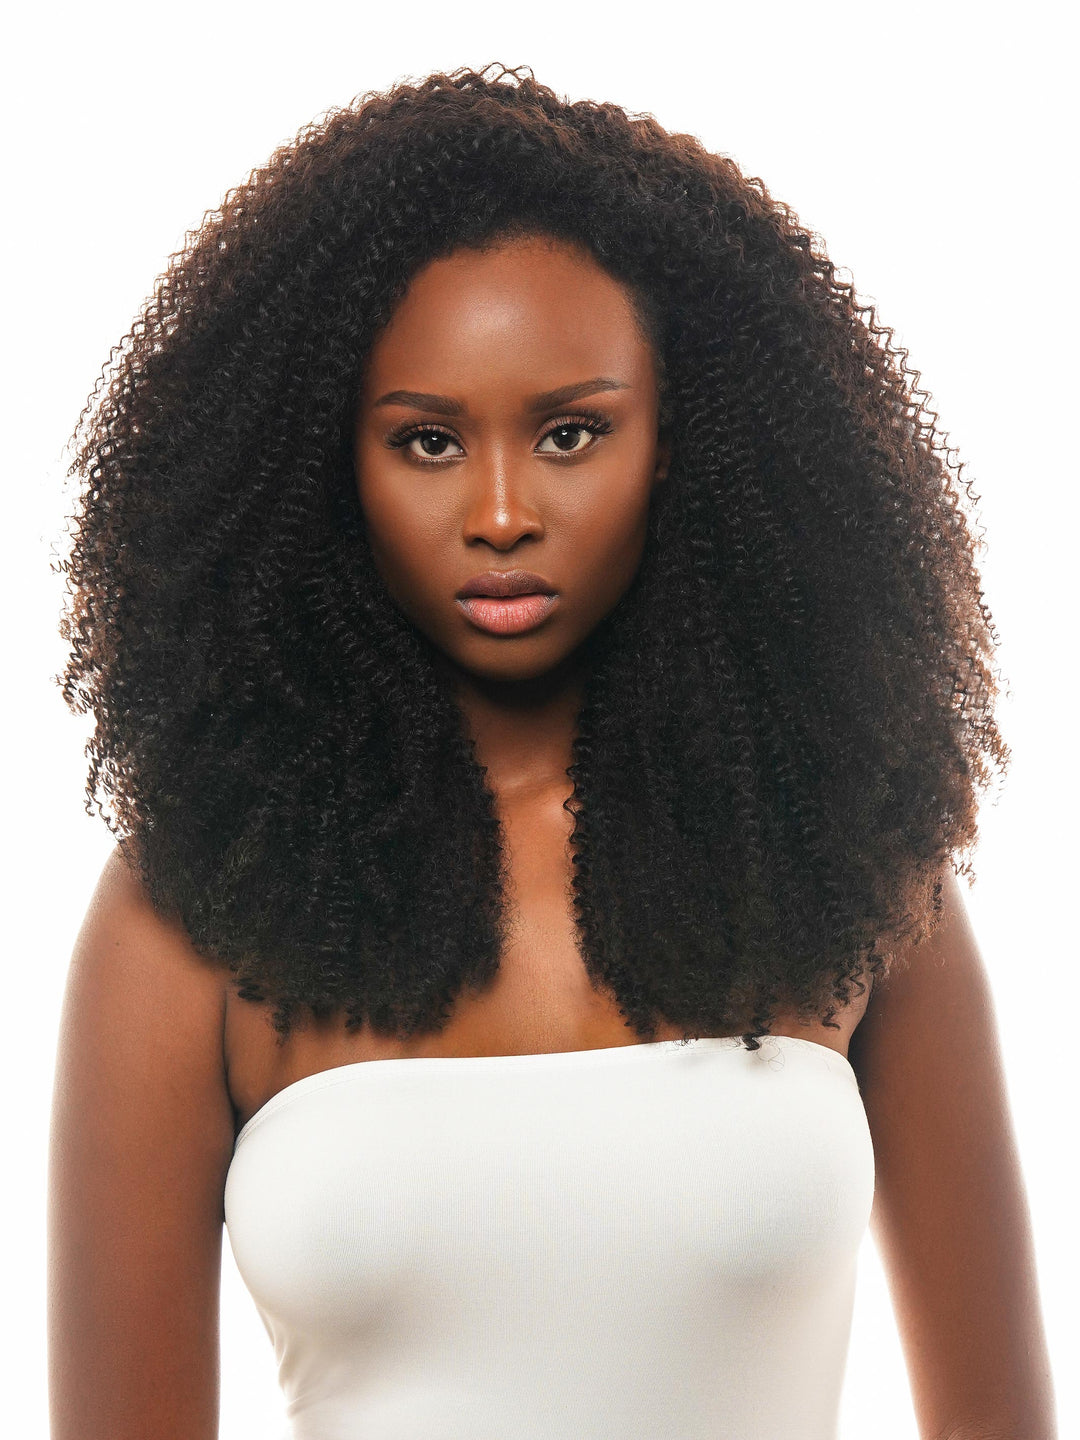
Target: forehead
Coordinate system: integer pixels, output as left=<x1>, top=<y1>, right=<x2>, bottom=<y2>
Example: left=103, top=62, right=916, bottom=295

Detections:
left=361, top=237, right=653, bottom=399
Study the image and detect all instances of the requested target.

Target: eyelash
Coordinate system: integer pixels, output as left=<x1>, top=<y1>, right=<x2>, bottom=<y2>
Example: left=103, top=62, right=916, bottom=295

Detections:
left=385, top=407, right=614, bottom=465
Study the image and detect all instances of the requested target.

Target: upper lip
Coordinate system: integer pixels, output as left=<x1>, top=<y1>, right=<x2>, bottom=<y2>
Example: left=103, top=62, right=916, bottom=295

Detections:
left=457, top=569, right=556, bottom=598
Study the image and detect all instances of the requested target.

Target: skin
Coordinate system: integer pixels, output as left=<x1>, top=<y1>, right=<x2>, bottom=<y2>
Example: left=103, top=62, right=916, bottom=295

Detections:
left=47, top=233, right=1058, bottom=1438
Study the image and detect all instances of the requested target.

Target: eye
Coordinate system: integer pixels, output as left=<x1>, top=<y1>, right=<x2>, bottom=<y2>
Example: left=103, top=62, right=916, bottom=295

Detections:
left=536, top=418, right=610, bottom=456
left=387, top=425, right=463, bottom=462
left=385, top=409, right=614, bottom=466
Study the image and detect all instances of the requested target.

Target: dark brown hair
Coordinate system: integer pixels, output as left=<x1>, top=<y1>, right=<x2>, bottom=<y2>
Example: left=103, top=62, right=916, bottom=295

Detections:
left=57, top=62, right=1009, bottom=1048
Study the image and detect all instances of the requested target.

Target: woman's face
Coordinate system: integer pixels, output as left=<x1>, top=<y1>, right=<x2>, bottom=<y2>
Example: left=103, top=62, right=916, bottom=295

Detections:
left=352, top=232, right=670, bottom=685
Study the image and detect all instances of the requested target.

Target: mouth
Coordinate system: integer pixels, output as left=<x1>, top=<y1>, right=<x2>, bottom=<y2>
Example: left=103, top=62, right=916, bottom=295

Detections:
left=456, top=592, right=559, bottom=636
left=456, top=568, right=556, bottom=599
left=455, top=568, right=559, bottom=636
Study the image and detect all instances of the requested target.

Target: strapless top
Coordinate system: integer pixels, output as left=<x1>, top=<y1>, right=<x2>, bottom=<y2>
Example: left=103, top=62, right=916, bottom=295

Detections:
left=224, top=1033, right=875, bottom=1439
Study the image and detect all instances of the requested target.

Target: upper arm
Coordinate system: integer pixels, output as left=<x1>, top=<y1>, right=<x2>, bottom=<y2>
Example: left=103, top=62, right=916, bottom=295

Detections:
left=48, top=844, right=235, bottom=1440
left=849, top=866, right=1057, bottom=1440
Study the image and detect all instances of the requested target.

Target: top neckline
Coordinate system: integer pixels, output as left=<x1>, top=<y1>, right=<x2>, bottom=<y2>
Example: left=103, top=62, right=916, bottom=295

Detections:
left=231, top=1033, right=857, bottom=1153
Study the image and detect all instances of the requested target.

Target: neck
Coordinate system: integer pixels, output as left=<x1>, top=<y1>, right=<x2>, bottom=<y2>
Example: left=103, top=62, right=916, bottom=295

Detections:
left=436, top=647, right=588, bottom=799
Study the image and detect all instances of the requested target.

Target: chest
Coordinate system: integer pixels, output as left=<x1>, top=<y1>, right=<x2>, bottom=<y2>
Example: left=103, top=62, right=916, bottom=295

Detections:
left=223, top=782, right=870, bottom=1136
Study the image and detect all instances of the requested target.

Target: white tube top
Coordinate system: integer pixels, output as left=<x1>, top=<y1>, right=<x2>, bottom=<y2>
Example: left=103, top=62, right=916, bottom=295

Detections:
left=224, top=1033, right=875, bottom=1439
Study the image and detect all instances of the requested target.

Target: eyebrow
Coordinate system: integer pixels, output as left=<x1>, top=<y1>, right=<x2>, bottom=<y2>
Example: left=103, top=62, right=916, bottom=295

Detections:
left=371, top=377, right=632, bottom=416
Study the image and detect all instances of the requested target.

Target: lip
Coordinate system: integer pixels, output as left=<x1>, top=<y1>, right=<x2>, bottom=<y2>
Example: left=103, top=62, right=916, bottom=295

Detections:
left=456, top=592, right=560, bottom=636
left=457, top=569, right=556, bottom=599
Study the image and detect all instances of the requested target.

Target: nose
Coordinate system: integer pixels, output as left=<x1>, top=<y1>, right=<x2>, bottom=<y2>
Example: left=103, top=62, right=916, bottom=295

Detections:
left=461, top=459, right=544, bottom=549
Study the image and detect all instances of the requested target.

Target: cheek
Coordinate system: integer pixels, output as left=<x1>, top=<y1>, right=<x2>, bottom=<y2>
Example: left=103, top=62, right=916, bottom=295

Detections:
left=357, top=470, right=440, bottom=579
left=357, top=512, right=426, bottom=616
left=569, top=484, right=653, bottom=584
left=367, top=527, right=438, bottom=612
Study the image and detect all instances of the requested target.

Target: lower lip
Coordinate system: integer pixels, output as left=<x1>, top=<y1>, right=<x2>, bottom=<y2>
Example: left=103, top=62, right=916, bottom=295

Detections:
left=456, top=593, right=559, bottom=635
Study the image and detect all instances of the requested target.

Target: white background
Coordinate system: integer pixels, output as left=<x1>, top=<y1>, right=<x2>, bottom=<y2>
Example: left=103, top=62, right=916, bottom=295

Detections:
left=4, top=3, right=1075, bottom=1436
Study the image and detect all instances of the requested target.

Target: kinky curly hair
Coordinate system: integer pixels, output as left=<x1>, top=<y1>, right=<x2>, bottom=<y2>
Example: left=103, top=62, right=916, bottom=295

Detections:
left=58, top=61, right=1009, bottom=1050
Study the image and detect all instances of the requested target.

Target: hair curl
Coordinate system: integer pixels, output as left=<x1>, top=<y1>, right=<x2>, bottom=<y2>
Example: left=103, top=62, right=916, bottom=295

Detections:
left=57, top=61, right=1009, bottom=1050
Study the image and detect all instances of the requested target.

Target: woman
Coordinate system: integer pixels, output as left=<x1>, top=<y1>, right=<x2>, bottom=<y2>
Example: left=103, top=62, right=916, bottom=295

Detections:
left=48, top=62, right=1056, bottom=1439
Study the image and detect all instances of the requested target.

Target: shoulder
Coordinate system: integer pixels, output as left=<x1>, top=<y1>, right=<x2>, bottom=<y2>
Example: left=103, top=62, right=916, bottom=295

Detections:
left=56, top=840, right=233, bottom=1148
left=77, top=842, right=230, bottom=1011
left=849, top=863, right=991, bottom=1082
left=69, top=840, right=234, bottom=1059
left=49, top=843, right=235, bottom=1434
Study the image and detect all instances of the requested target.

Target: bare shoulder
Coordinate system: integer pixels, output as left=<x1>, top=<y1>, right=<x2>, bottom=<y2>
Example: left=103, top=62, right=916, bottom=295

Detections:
left=847, top=863, right=1057, bottom=1437
left=48, top=842, right=234, bottom=1439
left=848, top=862, right=1006, bottom=1142
left=849, top=863, right=992, bottom=1078
left=71, top=842, right=231, bottom=1016
left=57, top=843, right=233, bottom=1115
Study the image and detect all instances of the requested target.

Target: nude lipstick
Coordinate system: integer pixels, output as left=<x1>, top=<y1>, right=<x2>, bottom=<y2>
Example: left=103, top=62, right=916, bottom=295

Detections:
left=456, top=569, right=559, bottom=636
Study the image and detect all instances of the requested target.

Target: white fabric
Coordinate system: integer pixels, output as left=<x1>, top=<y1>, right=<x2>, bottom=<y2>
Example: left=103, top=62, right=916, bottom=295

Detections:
left=224, top=1033, right=874, bottom=1439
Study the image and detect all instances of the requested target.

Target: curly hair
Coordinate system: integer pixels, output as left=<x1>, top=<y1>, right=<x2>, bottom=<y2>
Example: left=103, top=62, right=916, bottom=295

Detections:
left=57, top=61, right=1009, bottom=1050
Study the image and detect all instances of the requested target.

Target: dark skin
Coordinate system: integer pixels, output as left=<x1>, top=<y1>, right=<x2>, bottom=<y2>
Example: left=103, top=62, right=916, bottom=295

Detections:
left=48, top=233, right=1057, bottom=1438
